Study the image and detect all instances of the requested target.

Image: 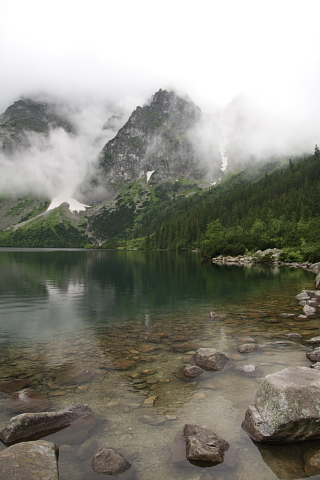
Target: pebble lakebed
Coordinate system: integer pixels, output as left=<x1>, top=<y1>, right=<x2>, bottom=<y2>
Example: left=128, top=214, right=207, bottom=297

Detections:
left=0, top=280, right=319, bottom=480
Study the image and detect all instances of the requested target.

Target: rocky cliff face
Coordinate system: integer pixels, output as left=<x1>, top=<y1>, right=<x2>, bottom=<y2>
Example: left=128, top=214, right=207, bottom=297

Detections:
left=0, top=98, right=74, bottom=153
left=95, top=89, right=206, bottom=198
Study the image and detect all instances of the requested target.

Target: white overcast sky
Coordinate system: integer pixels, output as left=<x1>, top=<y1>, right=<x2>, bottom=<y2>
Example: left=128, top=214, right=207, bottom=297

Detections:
left=1, top=0, right=320, bottom=125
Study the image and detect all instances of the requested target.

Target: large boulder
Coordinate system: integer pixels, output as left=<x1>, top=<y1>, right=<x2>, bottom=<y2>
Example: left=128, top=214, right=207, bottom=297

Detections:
left=193, top=348, right=229, bottom=371
left=0, top=440, right=59, bottom=480
left=184, top=424, right=229, bottom=466
left=0, top=404, right=95, bottom=445
left=242, top=367, right=320, bottom=442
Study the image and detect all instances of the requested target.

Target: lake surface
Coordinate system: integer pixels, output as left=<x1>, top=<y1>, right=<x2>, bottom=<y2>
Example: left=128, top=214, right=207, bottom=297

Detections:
left=0, top=248, right=319, bottom=480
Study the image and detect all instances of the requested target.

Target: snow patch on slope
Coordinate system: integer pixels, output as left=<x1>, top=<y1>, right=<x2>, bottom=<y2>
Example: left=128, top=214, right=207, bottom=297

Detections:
left=47, top=192, right=90, bottom=213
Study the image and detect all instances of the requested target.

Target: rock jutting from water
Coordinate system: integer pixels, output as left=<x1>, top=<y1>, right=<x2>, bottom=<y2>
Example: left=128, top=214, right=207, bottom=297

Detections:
left=0, top=440, right=59, bottom=480
left=193, top=348, right=229, bottom=371
left=0, top=404, right=95, bottom=445
left=184, top=424, right=229, bottom=466
left=242, top=367, right=320, bottom=442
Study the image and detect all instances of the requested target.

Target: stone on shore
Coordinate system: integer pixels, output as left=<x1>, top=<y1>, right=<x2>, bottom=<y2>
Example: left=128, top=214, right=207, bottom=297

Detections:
left=193, top=348, right=229, bottom=371
left=303, top=305, right=317, bottom=316
left=184, top=424, right=229, bottom=466
left=242, top=367, right=320, bottom=442
left=0, top=440, right=59, bottom=480
left=307, top=347, right=320, bottom=362
left=0, top=404, right=95, bottom=445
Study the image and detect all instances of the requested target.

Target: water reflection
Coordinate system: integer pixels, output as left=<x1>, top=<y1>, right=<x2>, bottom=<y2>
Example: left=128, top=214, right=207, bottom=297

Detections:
left=0, top=249, right=318, bottom=479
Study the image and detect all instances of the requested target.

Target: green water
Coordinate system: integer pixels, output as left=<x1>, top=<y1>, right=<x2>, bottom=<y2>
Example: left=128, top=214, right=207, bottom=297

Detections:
left=0, top=248, right=318, bottom=479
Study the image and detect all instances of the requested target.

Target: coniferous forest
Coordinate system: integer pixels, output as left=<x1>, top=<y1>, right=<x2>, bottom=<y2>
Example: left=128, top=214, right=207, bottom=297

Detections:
left=128, top=152, right=320, bottom=263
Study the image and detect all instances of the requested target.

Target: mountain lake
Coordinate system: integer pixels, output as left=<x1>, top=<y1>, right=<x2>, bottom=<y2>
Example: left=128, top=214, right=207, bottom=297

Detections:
left=0, top=248, right=319, bottom=480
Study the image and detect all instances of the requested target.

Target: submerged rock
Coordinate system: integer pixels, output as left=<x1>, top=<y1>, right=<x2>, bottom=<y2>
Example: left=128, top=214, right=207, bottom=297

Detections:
left=242, top=367, right=320, bottom=442
left=172, top=342, right=198, bottom=352
left=3, top=388, right=50, bottom=413
left=55, top=367, right=94, bottom=385
left=0, top=440, right=59, bottom=480
left=113, top=360, right=137, bottom=370
left=92, top=448, right=131, bottom=475
left=235, top=364, right=257, bottom=373
left=237, top=343, right=259, bottom=354
left=193, top=348, right=229, bottom=371
left=0, top=404, right=95, bottom=445
left=138, top=414, right=166, bottom=426
left=0, top=379, right=31, bottom=394
left=183, top=366, right=204, bottom=378
left=184, top=424, right=229, bottom=466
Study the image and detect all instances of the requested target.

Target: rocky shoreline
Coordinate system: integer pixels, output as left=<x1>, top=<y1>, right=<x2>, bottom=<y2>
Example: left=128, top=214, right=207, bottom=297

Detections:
left=212, top=248, right=320, bottom=273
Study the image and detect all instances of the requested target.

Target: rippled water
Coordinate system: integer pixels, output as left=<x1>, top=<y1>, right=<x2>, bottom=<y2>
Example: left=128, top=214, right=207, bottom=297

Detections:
left=0, top=248, right=318, bottom=480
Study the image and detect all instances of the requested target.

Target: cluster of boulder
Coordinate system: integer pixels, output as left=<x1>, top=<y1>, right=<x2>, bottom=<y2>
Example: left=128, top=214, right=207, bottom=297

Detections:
left=0, top=403, right=135, bottom=479
left=212, top=250, right=320, bottom=271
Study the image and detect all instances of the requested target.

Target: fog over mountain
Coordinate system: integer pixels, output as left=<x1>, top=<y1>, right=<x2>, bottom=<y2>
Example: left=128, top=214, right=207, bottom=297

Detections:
left=1, top=0, right=320, bottom=201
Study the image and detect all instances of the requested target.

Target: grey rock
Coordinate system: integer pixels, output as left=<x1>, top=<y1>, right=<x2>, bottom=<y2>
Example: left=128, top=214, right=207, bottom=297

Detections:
left=235, top=364, right=257, bottom=373
left=310, top=362, right=320, bottom=370
left=284, top=333, right=302, bottom=339
left=307, top=336, right=320, bottom=345
left=304, top=305, right=317, bottom=316
left=296, top=292, right=310, bottom=301
left=184, top=424, right=229, bottom=466
left=193, top=348, right=229, bottom=371
left=242, top=367, right=320, bottom=442
left=237, top=343, right=259, bottom=354
left=92, top=448, right=131, bottom=475
left=0, top=403, right=95, bottom=445
left=0, top=440, right=59, bottom=480
left=307, top=347, right=320, bottom=362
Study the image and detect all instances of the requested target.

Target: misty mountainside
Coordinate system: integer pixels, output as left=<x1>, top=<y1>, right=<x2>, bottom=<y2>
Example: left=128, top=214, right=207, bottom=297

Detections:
left=0, top=98, right=75, bottom=154
left=0, top=87, right=318, bottom=258
left=80, top=89, right=220, bottom=202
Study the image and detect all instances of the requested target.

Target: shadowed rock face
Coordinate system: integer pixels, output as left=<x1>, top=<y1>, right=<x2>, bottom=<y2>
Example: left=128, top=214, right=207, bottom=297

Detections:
left=96, top=89, right=205, bottom=199
left=0, top=440, right=59, bottom=480
left=242, top=367, right=320, bottom=443
left=0, top=404, right=95, bottom=445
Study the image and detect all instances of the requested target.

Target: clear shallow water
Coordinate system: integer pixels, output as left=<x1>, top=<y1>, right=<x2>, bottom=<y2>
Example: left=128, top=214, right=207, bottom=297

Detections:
left=0, top=248, right=319, bottom=479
